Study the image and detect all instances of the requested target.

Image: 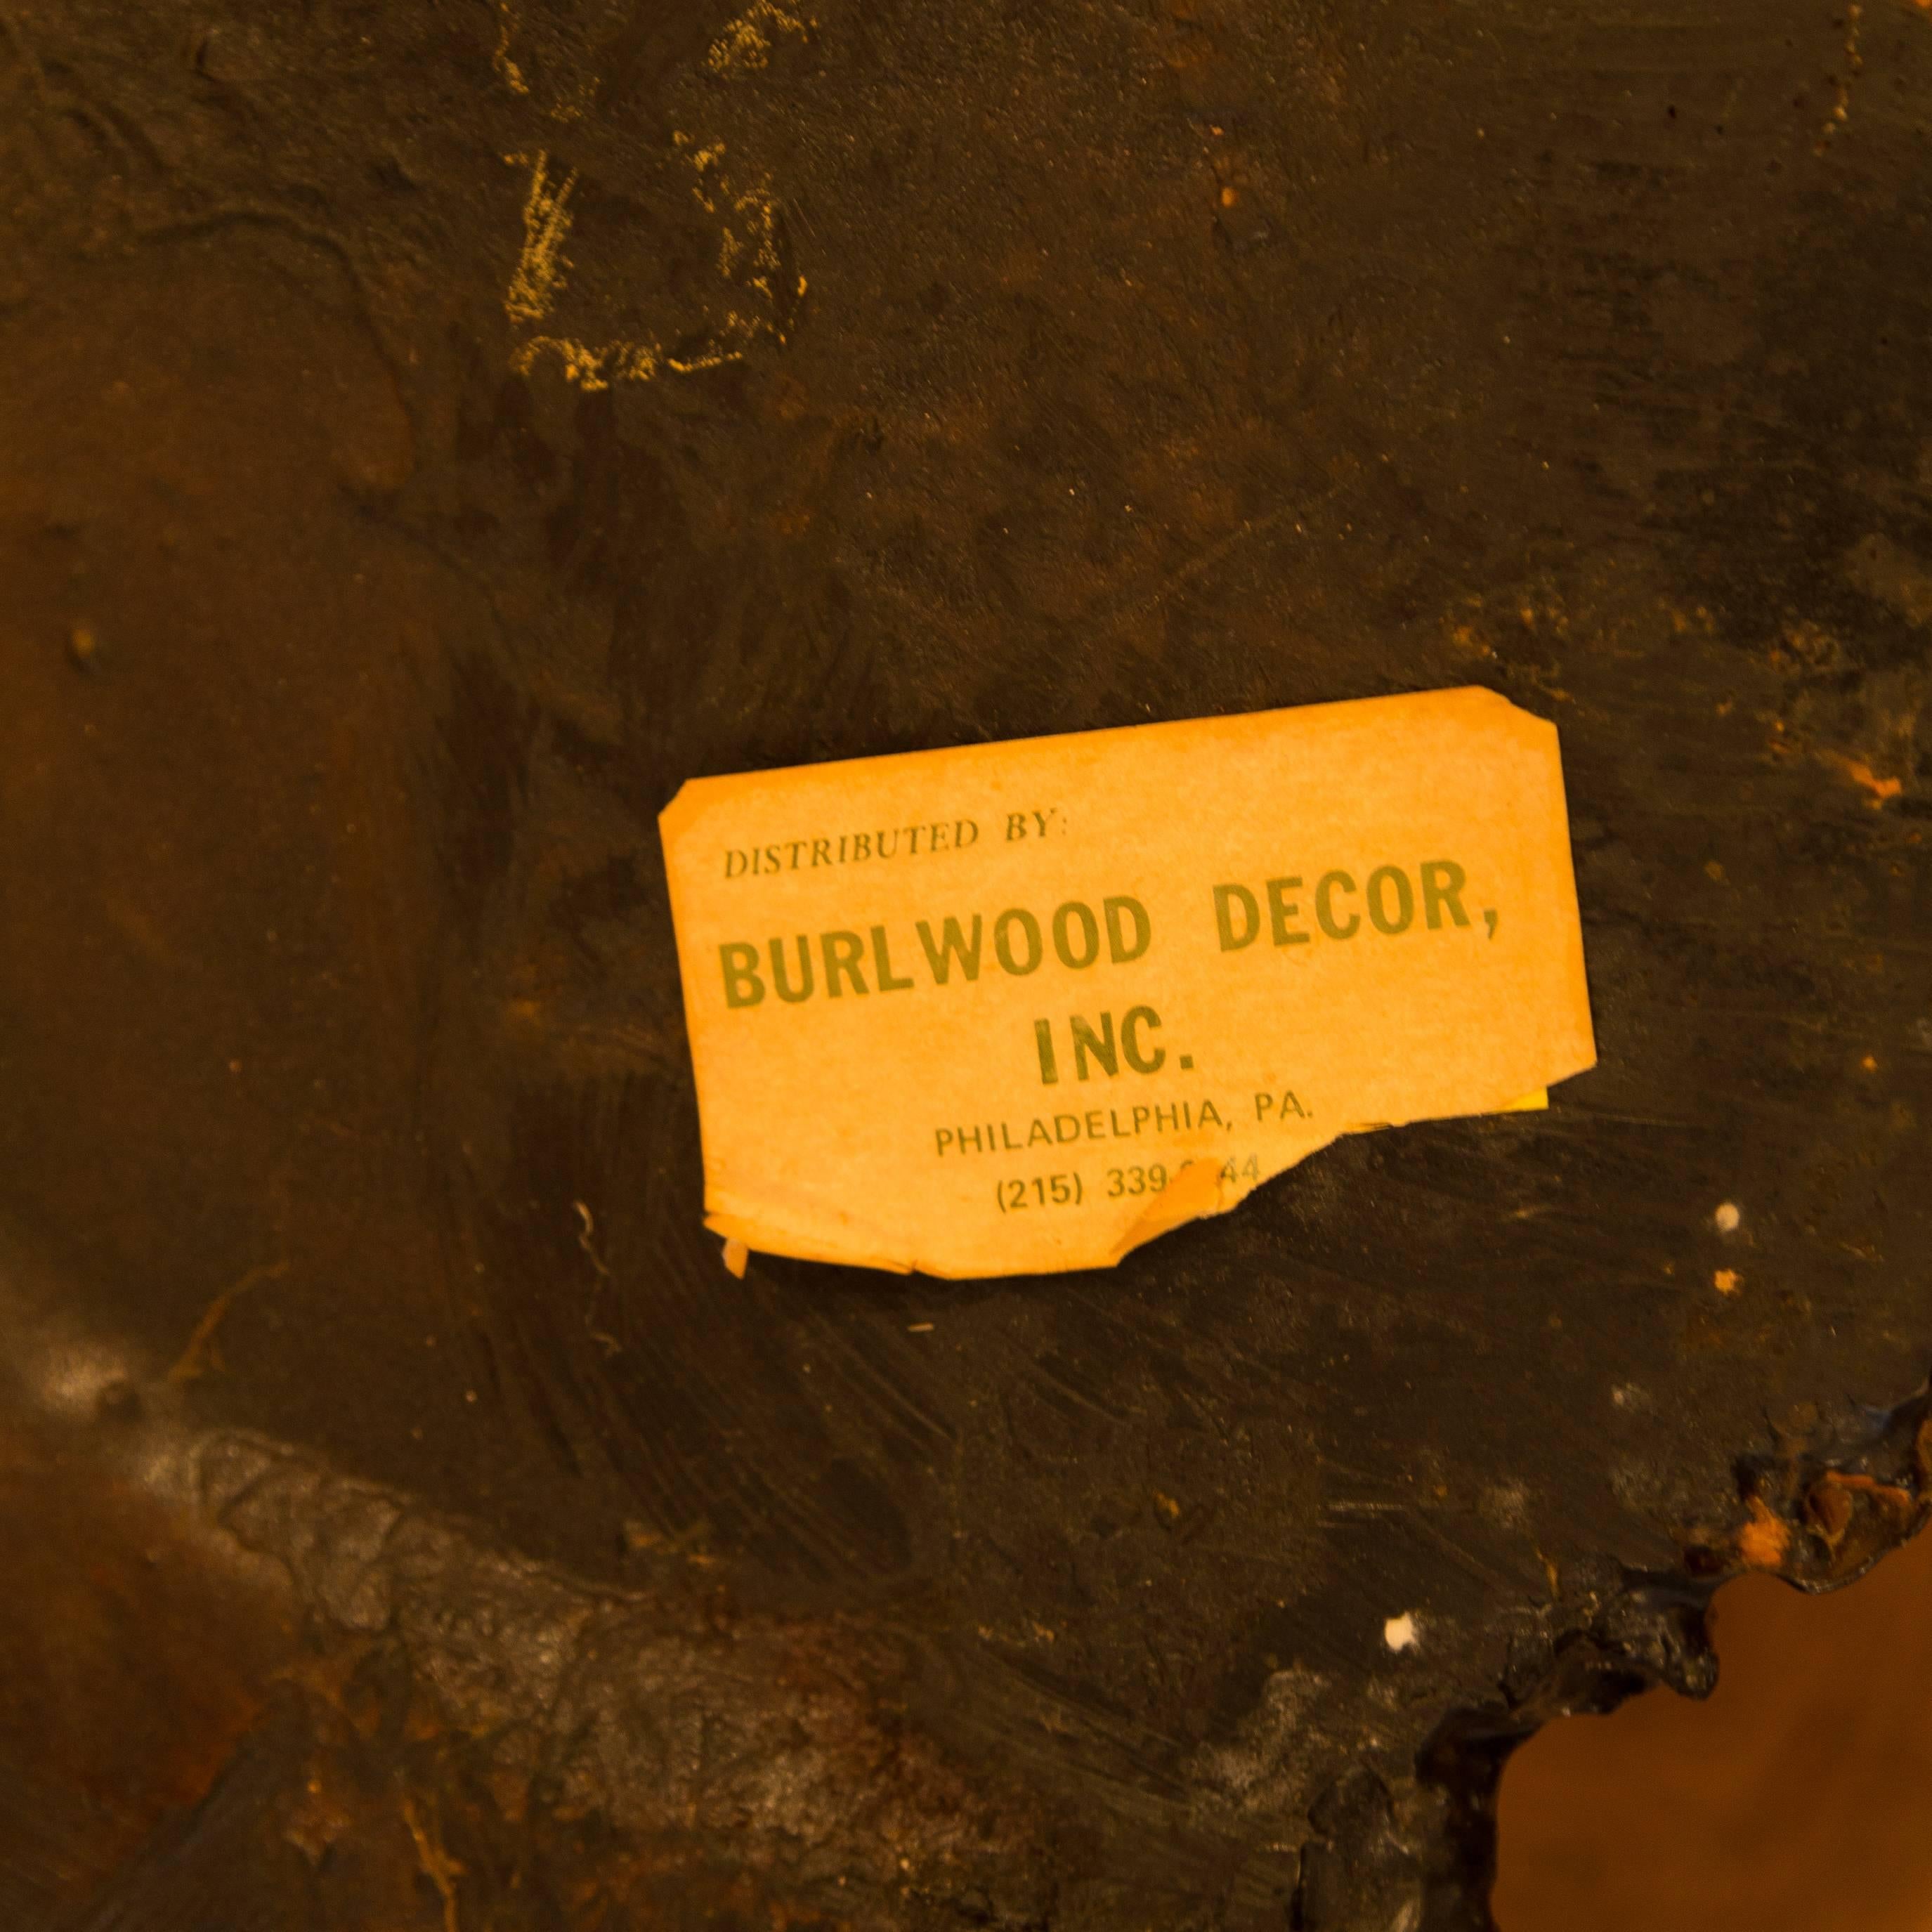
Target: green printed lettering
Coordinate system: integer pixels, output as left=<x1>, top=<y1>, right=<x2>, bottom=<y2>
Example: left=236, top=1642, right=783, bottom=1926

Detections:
left=1421, top=859, right=1470, bottom=929
left=721, top=941, right=764, bottom=1007
left=994, top=908, right=1043, bottom=975
left=916, top=914, right=984, bottom=983
left=1315, top=870, right=1359, bottom=939
left=822, top=930, right=868, bottom=996
left=1104, top=895, right=1151, bottom=962
left=769, top=935, right=814, bottom=1003
left=1367, top=866, right=1414, bottom=935
left=1266, top=877, right=1310, bottom=946
left=1121, top=1005, right=1165, bottom=1073
left=1071, top=1012, right=1118, bottom=1080
left=871, top=925, right=914, bottom=991
left=1052, top=900, right=1101, bottom=970
left=1035, top=1017, right=1059, bottom=1085
left=1214, top=883, right=1260, bottom=951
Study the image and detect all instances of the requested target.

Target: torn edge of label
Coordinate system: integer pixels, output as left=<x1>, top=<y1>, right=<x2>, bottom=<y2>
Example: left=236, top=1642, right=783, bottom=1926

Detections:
left=705, top=1083, right=1569, bottom=1280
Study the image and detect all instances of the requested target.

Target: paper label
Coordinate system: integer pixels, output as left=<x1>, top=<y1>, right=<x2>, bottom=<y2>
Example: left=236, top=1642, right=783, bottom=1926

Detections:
left=659, top=687, right=1595, bottom=1277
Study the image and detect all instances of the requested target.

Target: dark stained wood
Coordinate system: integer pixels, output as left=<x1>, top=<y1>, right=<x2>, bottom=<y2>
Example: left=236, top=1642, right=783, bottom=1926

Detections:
left=1, top=0, right=1929, bottom=1924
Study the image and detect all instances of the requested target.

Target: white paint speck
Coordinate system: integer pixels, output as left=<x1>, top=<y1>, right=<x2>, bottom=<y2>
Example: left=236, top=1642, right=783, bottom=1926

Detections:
left=1714, top=1201, right=1742, bottom=1234
left=1383, top=1612, right=1418, bottom=1652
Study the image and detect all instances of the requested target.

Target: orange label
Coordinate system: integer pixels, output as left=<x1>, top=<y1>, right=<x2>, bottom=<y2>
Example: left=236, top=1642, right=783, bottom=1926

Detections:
left=660, top=687, right=1595, bottom=1277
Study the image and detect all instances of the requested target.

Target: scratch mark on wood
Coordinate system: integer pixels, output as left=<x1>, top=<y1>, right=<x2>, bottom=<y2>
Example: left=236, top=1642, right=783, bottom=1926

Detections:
left=401, top=1794, right=465, bottom=1932
left=169, top=1261, right=291, bottom=1384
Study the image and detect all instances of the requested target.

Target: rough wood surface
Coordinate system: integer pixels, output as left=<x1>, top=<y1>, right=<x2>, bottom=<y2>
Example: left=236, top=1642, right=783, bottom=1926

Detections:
left=1, top=0, right=1929, bottom=1925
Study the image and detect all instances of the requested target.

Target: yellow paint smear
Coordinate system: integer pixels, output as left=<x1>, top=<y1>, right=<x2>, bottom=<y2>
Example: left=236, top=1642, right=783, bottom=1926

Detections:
left=504, top=152, right=577, bottom=325
left=511, top=336, right=660, bottom=390
left=492, top=1, right=529, bottom=94
left=503, top=141, right=795, bottom=391
left=660, top=687, right=1597, bottom=1278
left=706, top=0, right=812, bottom=74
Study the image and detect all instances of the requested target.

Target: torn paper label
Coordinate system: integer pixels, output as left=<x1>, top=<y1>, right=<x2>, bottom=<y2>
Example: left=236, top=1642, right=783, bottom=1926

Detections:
left=658, top=686, right=1595, bottom=1278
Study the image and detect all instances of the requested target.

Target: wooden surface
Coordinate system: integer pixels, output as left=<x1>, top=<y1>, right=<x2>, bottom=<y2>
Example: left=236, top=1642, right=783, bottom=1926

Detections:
left=2, top=0, right=1931, bottom=1925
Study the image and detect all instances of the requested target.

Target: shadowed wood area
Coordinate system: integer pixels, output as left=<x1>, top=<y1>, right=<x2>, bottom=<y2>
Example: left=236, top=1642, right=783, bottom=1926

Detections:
left=1, top=0, right=1930, bottom=1924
